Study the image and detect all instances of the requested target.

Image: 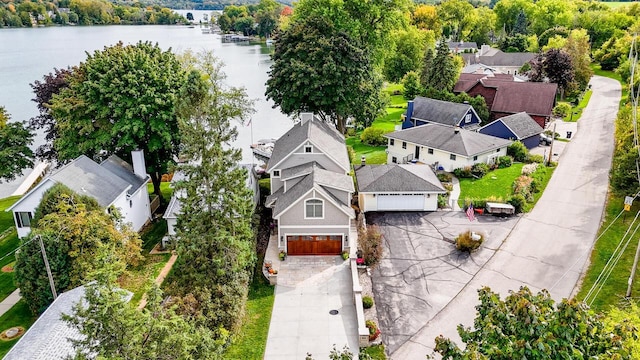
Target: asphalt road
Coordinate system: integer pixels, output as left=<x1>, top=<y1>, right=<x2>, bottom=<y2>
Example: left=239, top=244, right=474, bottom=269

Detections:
left=389, top=76, right=622, bottom=359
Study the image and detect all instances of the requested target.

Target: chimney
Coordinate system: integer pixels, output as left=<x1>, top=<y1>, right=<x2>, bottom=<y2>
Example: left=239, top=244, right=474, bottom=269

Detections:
left=361, top=156, right=366, bottom=166
left=480, top=44, right=490, bottom=56
left=454, top=126, right=461, bottom=134
left=131, top=150, right=147, bottom=178
left=300, top=112, right=313, bottom=125
left=406, top=101, right=414, bottom=124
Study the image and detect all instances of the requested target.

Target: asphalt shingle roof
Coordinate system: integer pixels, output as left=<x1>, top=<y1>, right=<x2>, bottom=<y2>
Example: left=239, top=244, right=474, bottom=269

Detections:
left=386, top=123, right=512, bottom=157
left=488, top=112, right=543, bottom=139
left=462, top=51, right=536, bottom=67
left=410, top=97, right=473, bottom=126
left=355, top=164, right=446, bottom=193
left=100, top=155, right=148, bottom=193
left=281, top=161, right=323, bottom=180
left=267, top=117, right=349, bottom=172
left=483, top=80, right=558, bottom=116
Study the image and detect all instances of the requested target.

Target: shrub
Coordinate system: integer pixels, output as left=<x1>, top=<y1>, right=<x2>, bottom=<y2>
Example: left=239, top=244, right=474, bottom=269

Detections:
left=358, top=225, right=383, bottom=268
left=345, top=128, right=356, bottom=137
left=512, top=175, right=534, bottom=202
left=438, top=194, right=448, bottom=208
left=526, top=154, right=545, bottom=164
left=437, top=173, right=452, bottom=183
left=463, top=198, right=488, bottom=210
left=362, top=296, right=374, bottom=309
left=453, top=166, right=473, bottom=178
left=544, top=129, right=560, bottom=139
left=521, top=163, right=539, bottom=175
left=360, top=127, right=386, bottom=146
left=553, top=102, right=572, bottom=117
left=497, top=156, right=512, bottom=168
left=455, top=230, right=484, bottom=252
left=507, top=141, right=528, bottom=162
left=508, top=194, right=526, bottom=213
left=366, top=320, right=381, bottom=341
left=471, top=163, right=490, bottom=178
left=402, top=71, right=422, bottom=100
left=347, top=145, right=356, bottom=164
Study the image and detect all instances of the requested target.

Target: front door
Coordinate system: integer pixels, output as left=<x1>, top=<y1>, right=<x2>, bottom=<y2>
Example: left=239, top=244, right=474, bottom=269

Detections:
left=414, top=146, right=420, bottom=160
left=287, top=235, right=342, bottom=255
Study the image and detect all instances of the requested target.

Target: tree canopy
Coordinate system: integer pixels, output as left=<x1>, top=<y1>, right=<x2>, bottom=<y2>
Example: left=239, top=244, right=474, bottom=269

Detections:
left=431, top=287, right=636, bottom=359
left=0, top=106, right=34, bottom=182
left=48, top=41, right=189, bottom=201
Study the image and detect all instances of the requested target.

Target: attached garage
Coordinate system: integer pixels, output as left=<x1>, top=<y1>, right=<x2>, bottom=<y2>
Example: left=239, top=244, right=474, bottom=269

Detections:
left=377, top=194, right=426, bottom=211
left=287, top=235, right=343, bottom=255
left=355, top=164, right=447, bottom=212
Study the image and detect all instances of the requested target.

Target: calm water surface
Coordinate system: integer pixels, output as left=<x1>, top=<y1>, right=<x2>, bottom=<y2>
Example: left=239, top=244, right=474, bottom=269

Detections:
left=0, top=22, right=292, bottom=196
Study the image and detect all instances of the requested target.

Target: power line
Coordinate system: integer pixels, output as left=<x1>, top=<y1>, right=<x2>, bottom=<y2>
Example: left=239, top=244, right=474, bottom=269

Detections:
left=0, top=236, right=37, bottom=264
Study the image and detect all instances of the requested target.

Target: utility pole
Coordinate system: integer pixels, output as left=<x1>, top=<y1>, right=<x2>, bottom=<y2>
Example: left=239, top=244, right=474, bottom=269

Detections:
left=547, top=122, right=557, bottom=165
left=38, top=235, right=57, bottom=300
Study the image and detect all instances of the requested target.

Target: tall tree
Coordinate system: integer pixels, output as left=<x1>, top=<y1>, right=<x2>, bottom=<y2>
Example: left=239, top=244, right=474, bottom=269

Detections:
left=513, top=9, right=528, bottom=35
left=420, top=48, right=435, bottom=88
left=14, top=184, right=142, bottom=315
left=169, top=51, right=255, bottom=334
left=64, top=250, right=227, bottom=360
left=424, top=39, right=459, bottom=92
left=0, top=106, right=34, bottom=182
left=529, top=48, right=575, bottom=99
left=48, top=41, right=188, bottom=201
left=265, top=15, right=384, bottom=133
left=29, top=67, right=72, bottom=162
left=412, top=4, right=441, bottom=36
left=493, top=0, right=534, bottom=36
left=384, top=27, right=434, bottom=83
left=563, top=29, right=593, bottom=92
left=431, top=287, right=635, bottom=359
left=437, top=0, right=474, bottom=41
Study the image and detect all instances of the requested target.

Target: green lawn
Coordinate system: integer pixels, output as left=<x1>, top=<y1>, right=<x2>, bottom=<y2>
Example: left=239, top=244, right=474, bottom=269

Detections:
left=0, top=299, right=38, bottom=358
left=0, top=231, right=20, bottom=302
left=225, top=274, right=275, bottom=358
left=147, top=182, right=173, bottom=207
left=0, top=196, right=20, bottom=234
left=346, top=137, right=388, bottom=165
left=601, top=1, right=633, bottom=8
left=563, top=90, right=593, bottom=122
left=458, top=164, right=524, bottom=206
left=523, top=165, right=555, bottom=212
left=577, top=195, right=640, bottom=310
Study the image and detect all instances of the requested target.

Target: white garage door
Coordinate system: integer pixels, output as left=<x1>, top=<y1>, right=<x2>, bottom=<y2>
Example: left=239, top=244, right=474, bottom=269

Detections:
left=377, top=194, right=425, bottom=211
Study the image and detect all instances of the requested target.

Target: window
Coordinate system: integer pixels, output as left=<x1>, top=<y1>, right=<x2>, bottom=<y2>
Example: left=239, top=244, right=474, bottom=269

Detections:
left=402, top=142, right=407, bottom=149
left=390, top=139, right=395, bottom=146
left=473, top=155, right=478, bottom=161
left=428, top=148, right=434, bottom=155
left=15, top=212, right=32, bottom=228
left=273, top=170, right=280, bottom=177
left=450, top=154, right=457, bottom=161
left=392, top=156, right=398, bottom=163
left=496, top=148, right=501, bottom=153
left=305, top=199, right=323, bottom=218
left=304, top=145, right=313, bottom=153
left=465, top=114, right=472, bottom=123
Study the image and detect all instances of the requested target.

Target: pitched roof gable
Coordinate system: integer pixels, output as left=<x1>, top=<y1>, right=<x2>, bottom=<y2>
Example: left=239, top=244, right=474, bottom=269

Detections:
left=386, top=123, right=512, bottom=157
left=488, top=112, right=543, bottom=139
left=486, top=81, right=557, bottom=116
left=267, top=117, right=349, bottom=172
left=411, top=97, right=474, bottom=126
left=355, top=164, right=446, bottom=193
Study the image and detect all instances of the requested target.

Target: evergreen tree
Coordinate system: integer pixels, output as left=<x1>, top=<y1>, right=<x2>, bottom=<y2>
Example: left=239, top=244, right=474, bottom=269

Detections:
left=420, top=47, right=435, bottom=88
left=424, top=40, right=459, bottom=92
left=513, top=10, right=528, bottom=35
left=169, top=51, right=256, bottom=334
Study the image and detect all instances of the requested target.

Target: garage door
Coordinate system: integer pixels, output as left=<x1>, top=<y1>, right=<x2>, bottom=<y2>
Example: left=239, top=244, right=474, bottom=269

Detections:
left=377, top=194, right=425, bottom=211
left=287, top=235, right=342, bottom=255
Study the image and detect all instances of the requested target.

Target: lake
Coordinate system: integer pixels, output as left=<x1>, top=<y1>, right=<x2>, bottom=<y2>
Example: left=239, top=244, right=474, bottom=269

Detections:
left=0, top=19, right=292, bottom=197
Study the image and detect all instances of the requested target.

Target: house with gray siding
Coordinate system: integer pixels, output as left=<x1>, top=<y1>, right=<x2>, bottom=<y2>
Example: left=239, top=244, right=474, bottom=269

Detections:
left=265, top=114, right=355, bottom=256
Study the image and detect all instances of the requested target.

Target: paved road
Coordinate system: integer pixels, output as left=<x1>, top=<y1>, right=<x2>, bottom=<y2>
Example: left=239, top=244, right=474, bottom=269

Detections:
left=390, top=76, right=621, bottom=359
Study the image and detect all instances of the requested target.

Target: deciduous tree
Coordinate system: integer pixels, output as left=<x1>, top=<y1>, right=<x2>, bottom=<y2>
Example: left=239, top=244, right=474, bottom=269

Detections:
left=384, top=28, right=434, bottom=83
left=431, top=287, right=635, bottom=359
left=0, top=106, right=34, bottom=182
left=48, top=42, right=188, bottom=202
left=169, top=51, right=256, bottom=334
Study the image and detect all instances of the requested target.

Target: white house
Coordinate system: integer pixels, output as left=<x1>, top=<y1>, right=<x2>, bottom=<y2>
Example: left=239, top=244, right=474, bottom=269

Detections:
left=163, top=164, right=261, bottom=238
left=354, top=164, right=446, bottom=212
left=8, top=151, right=152, bottom=238
left=385, top=123, right=512, bottom=172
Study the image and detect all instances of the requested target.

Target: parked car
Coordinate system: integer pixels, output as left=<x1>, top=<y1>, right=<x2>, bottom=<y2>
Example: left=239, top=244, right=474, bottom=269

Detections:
left=540, top=133, right=552, bottom=145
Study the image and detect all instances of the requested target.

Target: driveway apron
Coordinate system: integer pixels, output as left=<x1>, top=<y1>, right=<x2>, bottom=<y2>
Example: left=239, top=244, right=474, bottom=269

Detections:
left=264, top=256, right=359, bottom=360
left=389, top=76, right=621, bottom=359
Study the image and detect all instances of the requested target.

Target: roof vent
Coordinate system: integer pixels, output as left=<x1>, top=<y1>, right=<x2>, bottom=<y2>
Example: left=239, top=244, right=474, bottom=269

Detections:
left=454, top=126, right=461, bottom=134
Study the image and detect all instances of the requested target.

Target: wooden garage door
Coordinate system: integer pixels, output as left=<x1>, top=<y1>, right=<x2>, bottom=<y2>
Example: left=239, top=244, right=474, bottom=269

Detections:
left=287, top=235, right=342, bottom=255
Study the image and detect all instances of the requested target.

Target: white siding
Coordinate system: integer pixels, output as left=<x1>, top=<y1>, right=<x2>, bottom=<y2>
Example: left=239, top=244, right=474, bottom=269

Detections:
left=110, top=186, right=151, bottom=232
left=11, top=179, right=56, bottom=238
left=167, top=218, right=177, bottom=236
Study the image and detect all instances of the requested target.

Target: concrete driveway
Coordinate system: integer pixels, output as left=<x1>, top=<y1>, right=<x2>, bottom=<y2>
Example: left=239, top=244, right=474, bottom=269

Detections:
left=384, top=76, right=621, bottom=359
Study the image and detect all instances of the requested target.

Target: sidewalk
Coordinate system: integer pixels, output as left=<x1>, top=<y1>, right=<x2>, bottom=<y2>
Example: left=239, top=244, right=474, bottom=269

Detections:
left=0, top=289, right=21, bottom=318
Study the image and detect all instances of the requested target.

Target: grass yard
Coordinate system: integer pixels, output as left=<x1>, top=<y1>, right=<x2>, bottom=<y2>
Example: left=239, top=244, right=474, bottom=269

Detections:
left=147, top=181, right=173, bottom=206
left=0, top=231, right=19, bottom=302
left=577, top=195, right=640, bottom=311
left=0, top=299, right=37, bottom=358
left=523, top=165, right=555, bottom=212
left=118, top=219, right=172, bottom=305
left=346, top=137, right=388, bottom=165
left=458, top=164, right=524, bottom=206
left=0, top=196, right=20, bottom=234
left=563, top=90, right=593, bottom=122
left=225, top=275, right=275, bottom=359
left=601, top=1, right=634, bottom=9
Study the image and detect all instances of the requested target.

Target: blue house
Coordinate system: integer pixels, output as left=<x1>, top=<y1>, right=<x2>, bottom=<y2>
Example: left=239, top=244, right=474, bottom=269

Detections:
left=479, top=112, right=543, bottom=149
left=402, top=96, right=482, bottom=131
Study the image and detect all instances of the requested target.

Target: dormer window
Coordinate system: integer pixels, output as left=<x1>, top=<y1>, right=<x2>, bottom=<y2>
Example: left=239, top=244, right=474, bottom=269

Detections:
left=273, top=170, right=280, bottom=177
left=304, top=145, right=313, bottom=153
left=305, top=199, right=323, bottom=218
left=465, top=114, right=472, bottom=123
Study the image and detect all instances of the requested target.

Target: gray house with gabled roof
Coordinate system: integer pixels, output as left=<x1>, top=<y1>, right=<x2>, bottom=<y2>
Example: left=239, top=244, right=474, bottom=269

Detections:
left=355, top=164, right=446, bottom=212
left=479, top=112, right=543, bottom=149
left=8, top=151, right=152, bottom=238
left=385, top=123, right=512, bottom=172
left=403, top=97, right=482, bottom=131
left=266, top=114, right=355, bottom=256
